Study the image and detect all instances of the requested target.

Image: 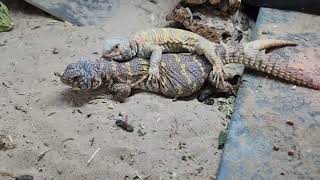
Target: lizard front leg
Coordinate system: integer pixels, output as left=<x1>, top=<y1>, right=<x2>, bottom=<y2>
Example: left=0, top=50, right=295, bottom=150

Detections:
left=142, top=44, right=163, bottom=83
left=112, top=83, right=132, bottom=103
left=195, top=42, right=226, bottom=88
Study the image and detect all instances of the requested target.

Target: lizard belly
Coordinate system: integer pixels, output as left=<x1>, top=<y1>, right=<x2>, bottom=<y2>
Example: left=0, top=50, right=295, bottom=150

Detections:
left=126, top=53, right=211, bottom=98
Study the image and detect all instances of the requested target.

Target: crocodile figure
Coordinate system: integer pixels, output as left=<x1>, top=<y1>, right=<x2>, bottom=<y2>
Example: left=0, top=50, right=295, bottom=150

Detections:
left=55, top=42, right=320, bottom=102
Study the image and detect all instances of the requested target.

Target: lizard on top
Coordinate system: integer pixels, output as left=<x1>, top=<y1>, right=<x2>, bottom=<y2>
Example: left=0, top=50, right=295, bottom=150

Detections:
left=101, top=28, right=230, bottom=88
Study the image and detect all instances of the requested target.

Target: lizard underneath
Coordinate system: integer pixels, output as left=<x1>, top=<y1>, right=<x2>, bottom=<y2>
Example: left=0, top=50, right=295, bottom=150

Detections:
left=56, top=41, right=320, bottom=102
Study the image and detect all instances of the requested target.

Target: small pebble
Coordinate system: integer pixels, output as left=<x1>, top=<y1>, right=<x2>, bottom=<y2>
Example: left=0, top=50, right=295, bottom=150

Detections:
left=116, top=120, right=134, bottom=132
left=285, top=120, right=294, bottom=126
left=204, top=97, right=215, bottom=105
left=137, top=129, right=146, bottom=136
left=181, top=156, right=187, bottom=161
left=15, top=175, right=33, bottom=180
left=147, top=0, right=158, bottom=4
left=52, top=48, right=59, bottom=54
left=107, top=103, right=114, bottom=109
left=292, top=85, right=296, bottom=90
left=288, top=151, right=294, bottom=156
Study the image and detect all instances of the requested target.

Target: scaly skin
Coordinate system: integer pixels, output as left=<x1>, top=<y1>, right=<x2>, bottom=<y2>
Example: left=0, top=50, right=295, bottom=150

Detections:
left=180, top=0, right=241, bottom=14
left=102, top=28, right=227, bottom=88
left=56, top=43, right=320, bottom=102
left=166, top=6, right=221, bottom=43
left=56, top=54, right=213, bottom=103
left=217, top=43, right=320, bottom=89
left=101, top=29, right=297, bottom=90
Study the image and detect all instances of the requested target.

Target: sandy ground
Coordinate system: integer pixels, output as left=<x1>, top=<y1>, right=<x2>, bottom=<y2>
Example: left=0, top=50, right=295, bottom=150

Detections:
left=0, top=1, right=231, bottom=179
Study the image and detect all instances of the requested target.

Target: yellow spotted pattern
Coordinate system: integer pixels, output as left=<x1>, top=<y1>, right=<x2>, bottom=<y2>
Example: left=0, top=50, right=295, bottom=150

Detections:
left=174, top=54, right=192, bottom=87
left=125, top=62, right=132, bottom=76
left=141, top=31, right=150, bottom=42
left=176, top=84, right=183, bottom=95
left=111, top=61, right=117, bottom=73
left=193, top=56, right=206, bottom=77
left=160, top=61, right=169, bottom=92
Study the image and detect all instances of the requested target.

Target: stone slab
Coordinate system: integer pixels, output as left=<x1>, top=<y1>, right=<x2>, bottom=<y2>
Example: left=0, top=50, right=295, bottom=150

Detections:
left=24, top=0, right=119, bottom=26
left=217, top=8, right=320, bottom=180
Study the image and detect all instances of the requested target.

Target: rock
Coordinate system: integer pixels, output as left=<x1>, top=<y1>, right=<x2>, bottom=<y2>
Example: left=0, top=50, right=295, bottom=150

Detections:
left=15, top=175, right=33, bottom=180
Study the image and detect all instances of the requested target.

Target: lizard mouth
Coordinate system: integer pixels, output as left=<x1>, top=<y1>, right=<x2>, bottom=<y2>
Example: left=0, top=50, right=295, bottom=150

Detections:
left=71, top=87, right=81, bottom=91
left=103, top=52, right=122, bottom=60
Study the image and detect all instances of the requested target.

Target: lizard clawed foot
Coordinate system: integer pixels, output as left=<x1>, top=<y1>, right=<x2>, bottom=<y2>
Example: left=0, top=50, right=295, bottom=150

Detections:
left=147, top=68, right=160, bottom=85
left=212, top=67, right=227, bottom=89
left=226, top=79, right=246, bottom=96
left=226, top=84, right=238, bottom=96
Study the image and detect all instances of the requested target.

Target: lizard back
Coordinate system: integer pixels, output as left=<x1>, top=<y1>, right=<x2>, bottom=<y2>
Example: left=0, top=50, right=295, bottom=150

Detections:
left=133, top=28, right=208, bottom=53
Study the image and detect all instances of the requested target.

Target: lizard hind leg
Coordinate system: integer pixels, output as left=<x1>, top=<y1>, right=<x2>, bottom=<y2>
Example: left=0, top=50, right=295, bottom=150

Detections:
left=208, top=71, right=240, bottom=96
left=112, top=83, right=132, bottom=103
left=197, top=42, right=227, bottom=89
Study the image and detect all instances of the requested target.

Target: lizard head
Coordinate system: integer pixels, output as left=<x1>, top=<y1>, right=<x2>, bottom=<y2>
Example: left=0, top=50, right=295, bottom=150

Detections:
left=54, top=59, right=103, bottom=90
left=102, top=36, right=134, bottom=60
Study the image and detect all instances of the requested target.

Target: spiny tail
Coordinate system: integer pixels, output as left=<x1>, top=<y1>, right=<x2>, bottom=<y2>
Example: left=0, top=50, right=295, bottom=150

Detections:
left=221, top=45, right=320, bottom=90
left=245, top=39, right=297, bottom=51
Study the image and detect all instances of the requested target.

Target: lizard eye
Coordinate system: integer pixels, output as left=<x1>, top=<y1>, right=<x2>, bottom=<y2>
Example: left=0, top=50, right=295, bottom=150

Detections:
left=91, top=79, right=100, bottom=89
left=114, top=44, right=120, bottom=49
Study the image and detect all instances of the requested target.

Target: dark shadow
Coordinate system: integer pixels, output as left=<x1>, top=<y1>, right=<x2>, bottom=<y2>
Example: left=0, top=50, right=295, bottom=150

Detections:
left=164, top=21, right=187, bottom=29
left=59, top=87, right=112, bottom=107
left=241, top=3, right=260, bottom=22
